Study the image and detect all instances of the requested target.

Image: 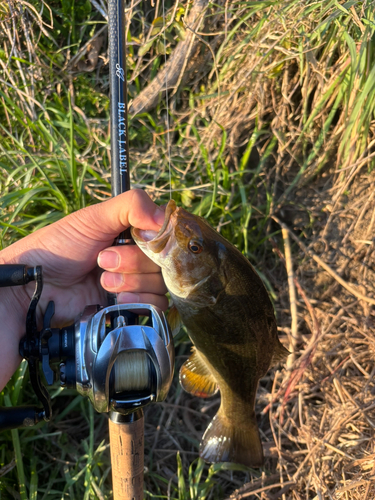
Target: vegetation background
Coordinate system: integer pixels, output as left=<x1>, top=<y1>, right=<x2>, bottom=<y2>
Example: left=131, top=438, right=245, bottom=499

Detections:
left=1, top=0, right=375, bottom=498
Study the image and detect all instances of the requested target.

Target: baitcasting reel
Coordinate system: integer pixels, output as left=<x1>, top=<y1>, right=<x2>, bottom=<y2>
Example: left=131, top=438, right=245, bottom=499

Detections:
left=0, top=264, right=174, bottom=431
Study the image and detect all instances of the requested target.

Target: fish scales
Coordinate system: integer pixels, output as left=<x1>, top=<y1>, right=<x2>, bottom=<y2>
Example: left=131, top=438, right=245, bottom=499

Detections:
left=131, top=200, right=288, bottom=467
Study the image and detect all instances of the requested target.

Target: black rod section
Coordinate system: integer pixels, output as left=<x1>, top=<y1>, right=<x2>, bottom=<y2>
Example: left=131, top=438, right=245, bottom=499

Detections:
left=108, top=0, right=130, bottom=197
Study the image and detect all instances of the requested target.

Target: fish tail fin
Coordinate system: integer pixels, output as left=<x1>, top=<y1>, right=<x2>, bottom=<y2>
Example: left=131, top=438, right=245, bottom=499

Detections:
left=199, top=408, right=263, bottom=467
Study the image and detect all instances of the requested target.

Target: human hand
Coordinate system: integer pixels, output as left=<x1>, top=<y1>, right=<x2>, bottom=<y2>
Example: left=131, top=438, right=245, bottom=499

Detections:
left=0, top=189, right=167, bottom=391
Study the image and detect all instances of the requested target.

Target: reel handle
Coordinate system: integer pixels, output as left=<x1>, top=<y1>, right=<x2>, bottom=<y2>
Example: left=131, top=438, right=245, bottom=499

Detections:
left=0, top=406, right=44, bottom=431
left=0, top=264, right=51, bottom=431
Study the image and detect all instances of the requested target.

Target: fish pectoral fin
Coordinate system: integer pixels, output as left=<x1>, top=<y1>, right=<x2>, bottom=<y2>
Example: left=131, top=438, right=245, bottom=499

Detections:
left=168, top=304, right=182, bottom=337
left=179, top=348, right=219, bottom=398
left=271, top=340, right=290, bottom=366
left=200, top=409, right=264, bottom=467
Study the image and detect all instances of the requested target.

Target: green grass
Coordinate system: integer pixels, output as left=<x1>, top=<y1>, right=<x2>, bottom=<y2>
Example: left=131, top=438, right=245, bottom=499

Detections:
left=2, top=0, right=375, bottom=497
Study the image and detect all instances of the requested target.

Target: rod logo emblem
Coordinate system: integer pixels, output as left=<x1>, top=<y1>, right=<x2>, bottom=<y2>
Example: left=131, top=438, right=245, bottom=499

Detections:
left=116, top=63, right=125, bottom=82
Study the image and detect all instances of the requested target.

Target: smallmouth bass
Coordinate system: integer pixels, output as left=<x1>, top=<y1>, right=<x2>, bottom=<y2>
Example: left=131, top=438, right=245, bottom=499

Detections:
left=131, top=200, right=288, bottom=467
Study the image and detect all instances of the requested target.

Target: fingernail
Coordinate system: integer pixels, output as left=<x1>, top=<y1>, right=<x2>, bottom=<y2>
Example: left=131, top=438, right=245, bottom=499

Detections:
left=117, top=292, right=140, bottom=303
left=153, top=207, right=165, bottom=227
left=98, top=250, right=119, bottom=270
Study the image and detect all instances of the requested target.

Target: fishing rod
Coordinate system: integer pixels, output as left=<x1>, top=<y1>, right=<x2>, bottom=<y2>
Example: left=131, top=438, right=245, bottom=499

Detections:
left=0, top=1, right=174, bottom=498
left=106, top=0, right=174, bottom=497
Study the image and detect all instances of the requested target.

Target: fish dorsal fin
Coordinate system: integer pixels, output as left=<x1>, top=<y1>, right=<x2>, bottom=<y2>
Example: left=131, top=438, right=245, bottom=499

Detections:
left=271, top=339, right=290, bottom=366
left=179, top=347, right=219, bottom=398
left=168, top=304, right=182, bottom=337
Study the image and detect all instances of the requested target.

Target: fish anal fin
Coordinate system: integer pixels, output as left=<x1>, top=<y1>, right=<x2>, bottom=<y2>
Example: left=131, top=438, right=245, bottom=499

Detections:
left=199, top=409, right=264, bottom=468
left=271, top=340, right=290, bottom=366
left=168, top=304, right=182, bottom=337
left=179, top=348, right=219, bottom=398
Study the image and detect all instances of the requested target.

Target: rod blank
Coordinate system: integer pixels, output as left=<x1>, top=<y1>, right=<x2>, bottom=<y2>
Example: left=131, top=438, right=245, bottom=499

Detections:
left=108, top=0, right=130, bottom=197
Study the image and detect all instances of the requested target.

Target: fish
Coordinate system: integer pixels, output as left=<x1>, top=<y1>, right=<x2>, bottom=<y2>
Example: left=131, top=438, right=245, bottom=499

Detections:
left=131, top=200, right=288, bottom=467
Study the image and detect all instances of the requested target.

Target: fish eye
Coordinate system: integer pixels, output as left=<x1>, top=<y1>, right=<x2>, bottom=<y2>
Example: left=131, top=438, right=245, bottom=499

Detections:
left=188, top=240, right=203, bottom=254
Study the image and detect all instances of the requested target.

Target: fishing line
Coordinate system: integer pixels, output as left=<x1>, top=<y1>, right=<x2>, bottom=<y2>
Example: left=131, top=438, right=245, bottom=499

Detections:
left=162, top=0, right=172, bottom=200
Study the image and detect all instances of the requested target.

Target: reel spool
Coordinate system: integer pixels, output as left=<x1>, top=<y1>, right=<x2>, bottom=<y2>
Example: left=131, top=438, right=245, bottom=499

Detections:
left=0, top=265, right=174, bottom=430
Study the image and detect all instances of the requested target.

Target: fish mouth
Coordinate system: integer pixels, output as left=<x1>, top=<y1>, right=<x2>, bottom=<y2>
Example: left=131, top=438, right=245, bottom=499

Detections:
left=131, top=199, right=177, bottom=254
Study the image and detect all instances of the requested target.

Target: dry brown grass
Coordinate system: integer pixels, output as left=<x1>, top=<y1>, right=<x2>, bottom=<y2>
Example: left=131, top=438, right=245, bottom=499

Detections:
left=133, top=2, right=375, bottom=497
left=263, top=172, right=375, bottom=499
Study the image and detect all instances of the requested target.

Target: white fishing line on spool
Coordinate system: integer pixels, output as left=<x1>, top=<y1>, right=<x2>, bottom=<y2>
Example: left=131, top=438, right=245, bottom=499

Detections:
left=114, top=351, right=152, bottom=392
left=110, top=313, right=153, bottom=393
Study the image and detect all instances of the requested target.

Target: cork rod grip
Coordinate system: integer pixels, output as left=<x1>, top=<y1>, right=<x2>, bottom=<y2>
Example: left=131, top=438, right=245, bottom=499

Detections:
left=109, top=410, right=144, bottom=500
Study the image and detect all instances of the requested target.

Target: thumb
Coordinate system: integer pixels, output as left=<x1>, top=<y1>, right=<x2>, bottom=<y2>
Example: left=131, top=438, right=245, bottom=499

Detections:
left=66, top=189, right=165, bottom=242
